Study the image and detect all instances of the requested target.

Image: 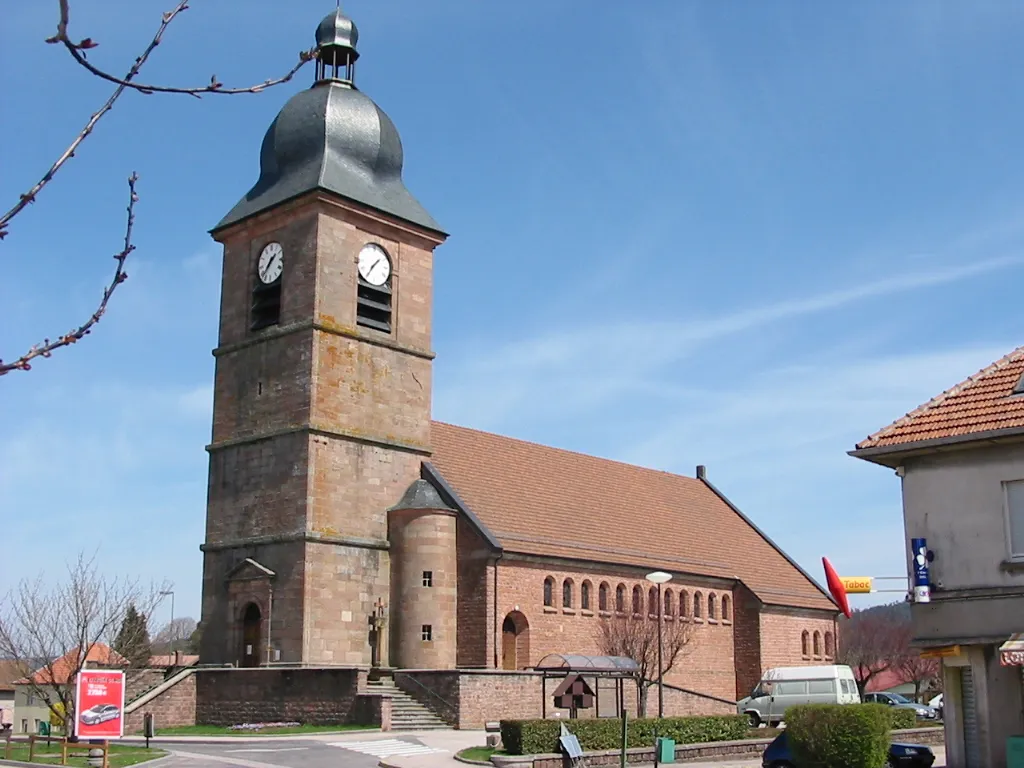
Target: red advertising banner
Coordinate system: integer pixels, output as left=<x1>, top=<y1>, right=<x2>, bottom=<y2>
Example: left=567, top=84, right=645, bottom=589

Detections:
left=74, top=669, right=125, bottom=739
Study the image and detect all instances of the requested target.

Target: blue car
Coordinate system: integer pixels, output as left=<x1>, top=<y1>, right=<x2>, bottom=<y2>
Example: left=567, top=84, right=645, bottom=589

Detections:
left=762, top=731, right=935, bottom=768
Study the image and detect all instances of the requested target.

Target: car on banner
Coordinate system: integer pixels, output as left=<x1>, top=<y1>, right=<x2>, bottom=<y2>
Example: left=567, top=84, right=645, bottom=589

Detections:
left=80, top=704, right=120, bottom=727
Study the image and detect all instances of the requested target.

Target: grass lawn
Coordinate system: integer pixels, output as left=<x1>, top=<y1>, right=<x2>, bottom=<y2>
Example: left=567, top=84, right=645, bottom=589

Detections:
left=3, top=741, right=165, bottom=767
left=457, top=746, right=502, bottom=763
left=149, top=723, right=380, bottom=736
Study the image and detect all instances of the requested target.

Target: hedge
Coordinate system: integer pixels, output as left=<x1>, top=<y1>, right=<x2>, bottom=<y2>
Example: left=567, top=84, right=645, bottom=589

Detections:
left=498, top=715, right=748, bottom=756
left=888, top=708, right=918, bottom=730
left=787, top=704, right=891, bottom=768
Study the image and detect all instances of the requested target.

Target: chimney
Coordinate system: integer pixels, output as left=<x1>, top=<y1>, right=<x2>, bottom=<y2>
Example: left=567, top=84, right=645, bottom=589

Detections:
left=696, top=465, right=707, bottom=480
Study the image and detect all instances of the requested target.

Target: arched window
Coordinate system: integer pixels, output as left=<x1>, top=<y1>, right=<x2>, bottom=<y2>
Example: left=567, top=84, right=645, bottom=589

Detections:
left=648, top=586, right=658, bottom=616
left=721, top=594, right=731, bottom=621
left=801, top=630, right=810, bottom=657
left=679, top=591, right=689, bottom=618
left=708, top=593, right=717, bottom=620
left=581, top=581, right=592, bottom=611
left=616, top=584, right=626, bottom=613
left=813, top=631, right=822, bottom=657
left=599, top=582, right=609, bottom=612
left=664, top=589, right=674, bottom=617
left=825, top=631, right=835, bottom=658
left=632, top=585, right=643, bottom=615
left=562, top=578, right=574, bottom=608
left=543, top=577, right=554, bottom=607
left=693, top=592, right=703, bottom=619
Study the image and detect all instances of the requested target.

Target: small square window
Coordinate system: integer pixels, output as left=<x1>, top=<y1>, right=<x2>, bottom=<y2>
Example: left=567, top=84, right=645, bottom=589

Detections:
left=422, top=571, right=433, bottom=587
left=421, top=624, right=433, bottom=642
left=1006, top=480, right=1024, bottom=559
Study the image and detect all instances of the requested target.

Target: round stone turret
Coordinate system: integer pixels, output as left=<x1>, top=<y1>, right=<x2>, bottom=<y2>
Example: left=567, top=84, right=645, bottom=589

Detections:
left=387, top=479, right=457, bottom=669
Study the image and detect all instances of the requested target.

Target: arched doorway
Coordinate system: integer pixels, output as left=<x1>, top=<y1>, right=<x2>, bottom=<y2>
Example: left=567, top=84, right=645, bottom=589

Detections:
left=501, top=611, right=529, bottom=670
left=240, top=603, right=261, bottom=667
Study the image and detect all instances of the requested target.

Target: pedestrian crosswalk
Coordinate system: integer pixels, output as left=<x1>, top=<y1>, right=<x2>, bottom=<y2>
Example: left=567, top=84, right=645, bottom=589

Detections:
left=326, top=738, right=446, bottom=758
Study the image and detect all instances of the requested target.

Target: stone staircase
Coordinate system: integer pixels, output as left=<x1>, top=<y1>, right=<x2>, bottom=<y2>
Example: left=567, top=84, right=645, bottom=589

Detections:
left=366, top=676, right=450, bottom=730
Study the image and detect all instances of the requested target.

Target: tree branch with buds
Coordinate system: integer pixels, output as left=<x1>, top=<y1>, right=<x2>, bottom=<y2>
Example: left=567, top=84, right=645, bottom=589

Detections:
left=1, top=0, right=316, bottom=377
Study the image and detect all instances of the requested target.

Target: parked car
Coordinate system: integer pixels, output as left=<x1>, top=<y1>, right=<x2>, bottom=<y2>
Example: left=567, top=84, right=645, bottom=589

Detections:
left=737, top=665, right=861, bottom=727
left=928, top=693, right=943, bottom=719
left=762, top=730, right=936, bottom=768
left=863, top=692, right=939, bottom=720
left=79, top=704, right=120, bottom=726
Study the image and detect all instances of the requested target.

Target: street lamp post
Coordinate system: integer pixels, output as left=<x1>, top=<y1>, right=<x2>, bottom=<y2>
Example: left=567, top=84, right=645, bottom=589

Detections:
left=645, top=571, right=672, bottom=719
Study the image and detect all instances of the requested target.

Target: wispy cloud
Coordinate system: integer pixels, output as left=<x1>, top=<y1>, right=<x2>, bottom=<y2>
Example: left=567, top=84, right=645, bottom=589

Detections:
left=435, top=255, right=1024, bottom=431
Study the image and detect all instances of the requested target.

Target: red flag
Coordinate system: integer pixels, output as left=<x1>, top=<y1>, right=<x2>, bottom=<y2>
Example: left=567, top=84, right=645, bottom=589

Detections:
left=822, top=557, right=851, bottom=618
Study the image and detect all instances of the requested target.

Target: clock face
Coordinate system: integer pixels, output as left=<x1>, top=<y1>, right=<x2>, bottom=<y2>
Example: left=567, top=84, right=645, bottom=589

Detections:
left=257, top=242, right=284, bottom=284
left=358, top=243, right=391, bottom=287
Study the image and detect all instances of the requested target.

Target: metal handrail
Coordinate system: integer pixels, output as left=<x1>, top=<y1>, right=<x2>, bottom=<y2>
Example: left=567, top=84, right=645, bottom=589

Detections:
left=394, top=672, right=456, bottom=714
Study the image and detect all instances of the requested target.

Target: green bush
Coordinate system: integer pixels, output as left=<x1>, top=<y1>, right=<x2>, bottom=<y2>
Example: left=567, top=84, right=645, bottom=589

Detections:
left=786, top=703, right=891, bottom=768
left=888, top=708, right=918, bottom=730
left=498, top=715, right=748, bottom=756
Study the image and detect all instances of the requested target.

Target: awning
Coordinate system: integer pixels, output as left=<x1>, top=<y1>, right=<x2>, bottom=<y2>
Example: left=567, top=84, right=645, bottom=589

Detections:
left=999, top=634, right=1024, bottom=666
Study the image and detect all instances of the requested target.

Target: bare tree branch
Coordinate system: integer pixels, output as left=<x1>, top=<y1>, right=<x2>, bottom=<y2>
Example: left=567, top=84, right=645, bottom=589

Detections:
left=46, top=0, right=317, bottom=100
left=0, top=173, right=137, bottom=376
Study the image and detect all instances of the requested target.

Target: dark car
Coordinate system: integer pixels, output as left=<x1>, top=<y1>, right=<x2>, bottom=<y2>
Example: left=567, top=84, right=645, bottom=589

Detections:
left=762, top=730, right=935, bottom=768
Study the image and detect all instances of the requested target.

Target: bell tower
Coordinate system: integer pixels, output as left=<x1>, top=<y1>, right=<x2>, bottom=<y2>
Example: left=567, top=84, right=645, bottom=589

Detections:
left=199, top=8, right=446, bottom=667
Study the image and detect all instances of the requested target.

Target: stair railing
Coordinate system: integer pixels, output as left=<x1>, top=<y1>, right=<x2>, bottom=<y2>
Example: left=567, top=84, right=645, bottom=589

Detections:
left=394, top=673, right=456, bottom=721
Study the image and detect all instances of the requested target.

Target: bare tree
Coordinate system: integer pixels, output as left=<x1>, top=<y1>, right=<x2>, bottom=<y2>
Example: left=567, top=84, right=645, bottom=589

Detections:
left=0, top=552, right=170, bottom=736
left=837, top=608, right=905, bottom=696
left=152, top=617, right=198, bottom=655
left=1, top=0, right=316, bottom=376
left=597, top=613, right=695, bottom=717
left=893, top=623, right=940, bottom=703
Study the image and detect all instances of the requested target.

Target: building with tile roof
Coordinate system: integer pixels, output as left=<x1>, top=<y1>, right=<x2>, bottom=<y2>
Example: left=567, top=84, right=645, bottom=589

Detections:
left=196, top=6, right=839, bottom=726
left=851, top=344, right=1024, bottom=767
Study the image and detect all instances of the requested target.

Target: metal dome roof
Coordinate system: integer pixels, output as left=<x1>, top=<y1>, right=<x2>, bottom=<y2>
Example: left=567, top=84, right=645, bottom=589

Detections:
left=214, top=81, right=442, bottom=234
left=315, top=8, right=359, bottom=62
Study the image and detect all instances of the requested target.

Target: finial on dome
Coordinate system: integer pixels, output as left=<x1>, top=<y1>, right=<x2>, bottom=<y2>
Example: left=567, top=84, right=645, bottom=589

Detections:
left=315, top=8, right=359, bottom=85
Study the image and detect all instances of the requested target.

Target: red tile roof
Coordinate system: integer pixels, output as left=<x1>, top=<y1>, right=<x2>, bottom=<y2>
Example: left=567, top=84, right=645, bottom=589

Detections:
left=856, top=346, right=1024, bottom=452
left=15, top=644, right=128, bottom=686
left=430, top=421, right=836, bottom=612
left=865, top=668, right=913, bottom=693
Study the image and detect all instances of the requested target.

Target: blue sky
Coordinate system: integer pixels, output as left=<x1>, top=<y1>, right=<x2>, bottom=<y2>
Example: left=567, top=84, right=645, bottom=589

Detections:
left=4, top=1, right=1024, bottom=628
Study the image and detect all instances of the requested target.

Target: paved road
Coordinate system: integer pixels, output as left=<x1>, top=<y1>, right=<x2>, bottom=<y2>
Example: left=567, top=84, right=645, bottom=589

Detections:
left=151, top=731, right=478, bottom=768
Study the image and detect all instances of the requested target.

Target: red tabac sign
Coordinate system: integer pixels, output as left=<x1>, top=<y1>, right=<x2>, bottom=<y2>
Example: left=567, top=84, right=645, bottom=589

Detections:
left=75, top=669, right=125, bottom=739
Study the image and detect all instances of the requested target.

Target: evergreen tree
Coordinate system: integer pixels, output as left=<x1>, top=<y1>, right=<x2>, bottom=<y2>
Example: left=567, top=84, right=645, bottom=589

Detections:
left=113, top=604, right=151, bottom=667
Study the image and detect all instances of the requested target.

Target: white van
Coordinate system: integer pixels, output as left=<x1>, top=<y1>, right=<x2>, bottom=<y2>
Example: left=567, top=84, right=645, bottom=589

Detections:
left=736, top=664, right=860, bottom=727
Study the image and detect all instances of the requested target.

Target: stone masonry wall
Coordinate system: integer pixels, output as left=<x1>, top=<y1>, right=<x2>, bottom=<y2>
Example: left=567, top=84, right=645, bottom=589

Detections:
left=759, top=606, right=838, bottom=671
left=456, top=516, right=492, bottom=668
left=495, top=559, right=738, bottom=701
left=732, top=585, right=763, bottom=701
left=125, top=673, right=196, bottom=734
left=195, top=668, right=362, bottom=726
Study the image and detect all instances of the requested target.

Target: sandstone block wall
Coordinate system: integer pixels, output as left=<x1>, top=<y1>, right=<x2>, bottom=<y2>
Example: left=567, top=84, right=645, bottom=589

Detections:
left=758, top=607, right=838, bottom=672
left=195, top=668, right=362, bottom=726
left=125, top=674, right=196, bottom=734
left=495, top=560, right=739, bottom=701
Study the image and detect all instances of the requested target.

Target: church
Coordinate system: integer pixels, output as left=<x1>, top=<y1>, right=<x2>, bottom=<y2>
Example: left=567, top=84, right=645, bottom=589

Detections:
left=196, top=8, right=838, bottom=726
